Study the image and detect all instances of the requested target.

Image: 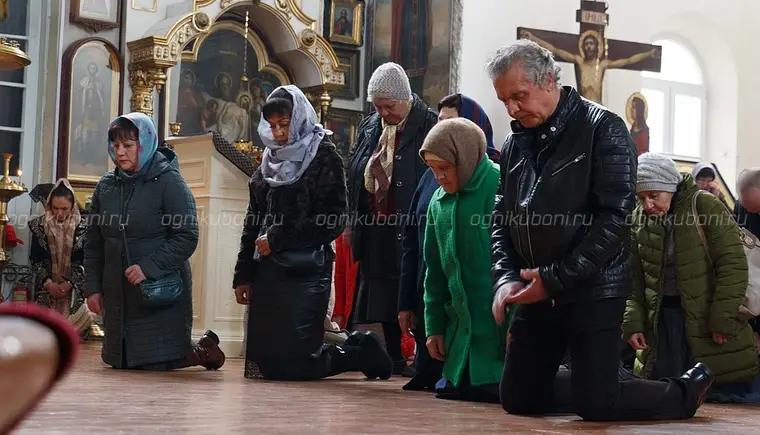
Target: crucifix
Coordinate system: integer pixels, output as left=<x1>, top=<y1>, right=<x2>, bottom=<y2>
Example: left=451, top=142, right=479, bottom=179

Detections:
left=517, top=0, right=662, bottom=104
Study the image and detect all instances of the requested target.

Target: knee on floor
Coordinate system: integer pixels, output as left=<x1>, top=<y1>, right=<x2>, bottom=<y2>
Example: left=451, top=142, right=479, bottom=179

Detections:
left=574, top=404, right=614, bottom=422
left=500, top=396, right=545, bottom=415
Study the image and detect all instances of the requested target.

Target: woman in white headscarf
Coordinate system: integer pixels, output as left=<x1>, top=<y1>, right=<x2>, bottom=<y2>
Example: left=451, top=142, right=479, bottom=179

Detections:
left=233, top=85, right=394, bottom=381
left=29, top=179, right=91, bottom=337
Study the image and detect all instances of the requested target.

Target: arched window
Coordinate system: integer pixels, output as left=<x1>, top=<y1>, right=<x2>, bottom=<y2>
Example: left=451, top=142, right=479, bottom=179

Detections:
left=641, top=39, right=706, bottom=158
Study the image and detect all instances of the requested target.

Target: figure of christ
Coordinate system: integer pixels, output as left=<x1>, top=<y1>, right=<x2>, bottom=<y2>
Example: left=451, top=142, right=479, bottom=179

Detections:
left=200, top=92, right=250, bottom=144
left=334, top=9, right=351, bottom=35
left=520, top=29, right=660, bottom=103
left=390, top=0, right=432, bottom=95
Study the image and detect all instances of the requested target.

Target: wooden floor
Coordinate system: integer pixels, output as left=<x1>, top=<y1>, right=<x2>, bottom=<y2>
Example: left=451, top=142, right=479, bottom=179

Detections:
left=16, top=343, right=760, bottom=434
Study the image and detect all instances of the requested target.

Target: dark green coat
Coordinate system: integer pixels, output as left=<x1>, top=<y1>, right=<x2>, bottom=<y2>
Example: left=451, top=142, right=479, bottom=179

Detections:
left=623, top=174, right=757, bottom=383
left=84, top=147, right=198, bottom=368
left=424, top=158, right=507, bottom=387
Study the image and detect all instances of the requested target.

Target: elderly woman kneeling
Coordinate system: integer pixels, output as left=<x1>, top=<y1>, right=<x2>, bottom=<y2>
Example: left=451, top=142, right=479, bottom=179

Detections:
left=623, top=153, right=757, bottom=388
left=421, top=118, right=507, bottom=403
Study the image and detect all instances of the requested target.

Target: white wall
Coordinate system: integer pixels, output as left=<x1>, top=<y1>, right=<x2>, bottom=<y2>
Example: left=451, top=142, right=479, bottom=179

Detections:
left=460, top=0, right=756, bottom=187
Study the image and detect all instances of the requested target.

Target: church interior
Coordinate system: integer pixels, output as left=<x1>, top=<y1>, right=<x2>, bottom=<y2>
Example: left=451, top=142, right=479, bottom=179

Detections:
left=1, top=0, right=760, bottom=433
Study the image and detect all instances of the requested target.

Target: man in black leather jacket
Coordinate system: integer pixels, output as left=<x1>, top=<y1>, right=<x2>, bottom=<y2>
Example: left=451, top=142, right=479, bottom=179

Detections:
left=486, top=39, right=714, bottom=421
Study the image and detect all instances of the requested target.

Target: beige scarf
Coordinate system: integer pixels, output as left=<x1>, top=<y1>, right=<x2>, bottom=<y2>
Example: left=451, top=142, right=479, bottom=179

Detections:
left=363, top=105, right=412, bottom=203
left=43, top=179, right=80, bottom=313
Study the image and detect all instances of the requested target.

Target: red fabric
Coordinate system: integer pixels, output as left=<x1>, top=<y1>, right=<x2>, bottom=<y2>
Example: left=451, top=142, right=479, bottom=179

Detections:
left=0, top=303, right=79, bottom=434
left=333, top=234, right=358, bottom=328
left=401, top=334, right=415, bottom=359
left=5, top=224, right=23, bottom=248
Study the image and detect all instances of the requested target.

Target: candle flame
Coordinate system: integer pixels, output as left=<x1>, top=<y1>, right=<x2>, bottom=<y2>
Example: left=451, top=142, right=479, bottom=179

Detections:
left=16, top=169, right=21, bottom=177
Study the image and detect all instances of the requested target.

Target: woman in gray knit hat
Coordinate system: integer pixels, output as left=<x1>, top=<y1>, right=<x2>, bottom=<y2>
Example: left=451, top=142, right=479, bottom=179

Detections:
left=345, top=62, right=438, bottom=374
left=623, top=152, right=757, bottom=396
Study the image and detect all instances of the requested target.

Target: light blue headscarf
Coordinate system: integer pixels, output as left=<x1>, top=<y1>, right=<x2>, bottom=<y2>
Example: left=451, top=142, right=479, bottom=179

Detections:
left=107, top=112, right=159, bottom=174
left=257, top=85, right=325, bottom=187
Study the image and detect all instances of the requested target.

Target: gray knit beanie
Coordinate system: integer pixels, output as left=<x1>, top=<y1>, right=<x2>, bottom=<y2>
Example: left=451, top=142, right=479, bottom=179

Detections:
left=637, top=152, right=682, bottom=193
left=367, top=62, right=412, bottom=102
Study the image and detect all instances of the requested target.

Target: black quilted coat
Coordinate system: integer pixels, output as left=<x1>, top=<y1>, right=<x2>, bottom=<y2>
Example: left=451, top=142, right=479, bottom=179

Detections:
left=233, top=139, right=348, bottom=359
left=84, top=147, right=198, bottom=368
left=491, top=86, right=637, bottom=305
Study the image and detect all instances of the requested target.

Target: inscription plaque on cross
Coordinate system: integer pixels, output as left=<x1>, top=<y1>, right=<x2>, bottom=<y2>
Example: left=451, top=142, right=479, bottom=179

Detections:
left=517, top=0, right=662, bottom=104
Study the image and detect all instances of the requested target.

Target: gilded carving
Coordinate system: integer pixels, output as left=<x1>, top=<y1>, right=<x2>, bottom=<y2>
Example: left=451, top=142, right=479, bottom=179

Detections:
left=129, top=66, right=155, bottom=117
left=275, top=0, right=290, bottom=19
left=126, top=1, right=344, bottom=118
left=305, top=38, right=346, bottom=87
left=194, top=12, right=211, bottom=30
left=300, top=29, right=316, bottom=47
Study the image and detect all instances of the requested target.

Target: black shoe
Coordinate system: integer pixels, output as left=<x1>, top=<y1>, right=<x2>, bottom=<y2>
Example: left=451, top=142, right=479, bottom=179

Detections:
left=343, top=330, right=364, bottom=347
left=355, top=331, right=393, bottom=380
left=201, top=329, right=220, bottom=346
left=681, top=362, right=714, bottom=408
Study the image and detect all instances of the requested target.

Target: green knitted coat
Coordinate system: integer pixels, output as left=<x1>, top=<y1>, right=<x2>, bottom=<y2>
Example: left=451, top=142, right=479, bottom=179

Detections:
left=623, top=174, right=757, bottom=383
left=423, top=158, right=507, bottom=388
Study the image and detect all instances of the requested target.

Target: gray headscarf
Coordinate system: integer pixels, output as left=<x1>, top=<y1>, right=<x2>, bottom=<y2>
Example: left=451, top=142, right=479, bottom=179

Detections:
left=258, top=85, right=325, bottom=187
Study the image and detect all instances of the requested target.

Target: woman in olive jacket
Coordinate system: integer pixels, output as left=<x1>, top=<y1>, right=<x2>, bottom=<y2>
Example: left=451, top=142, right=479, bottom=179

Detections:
left=623, top=153, right=757, bottom=387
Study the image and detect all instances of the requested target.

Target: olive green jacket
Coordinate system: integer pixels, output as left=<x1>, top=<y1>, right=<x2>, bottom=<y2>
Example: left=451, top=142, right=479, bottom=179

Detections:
left=623, top=174, right=757, bottom=383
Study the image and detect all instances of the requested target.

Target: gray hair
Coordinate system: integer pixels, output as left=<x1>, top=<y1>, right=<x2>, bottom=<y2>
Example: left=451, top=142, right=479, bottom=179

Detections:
left=738, top=168, right=760, bottom=191
left=484, top=39, right=562, bottom=87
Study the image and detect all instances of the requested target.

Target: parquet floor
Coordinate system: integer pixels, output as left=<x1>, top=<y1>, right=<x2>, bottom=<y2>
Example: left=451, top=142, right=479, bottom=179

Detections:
left=15, top=342, right=760, bottom=434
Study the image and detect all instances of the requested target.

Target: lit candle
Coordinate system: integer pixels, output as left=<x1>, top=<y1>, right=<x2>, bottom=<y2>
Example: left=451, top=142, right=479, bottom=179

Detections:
left=16, top=169, right=21, bottom=186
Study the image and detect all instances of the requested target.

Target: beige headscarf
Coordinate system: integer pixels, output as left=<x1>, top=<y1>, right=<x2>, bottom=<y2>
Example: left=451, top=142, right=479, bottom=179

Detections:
left=44, top=178, right=81, bottom=286
left=419, top=118, right=487, bottom=191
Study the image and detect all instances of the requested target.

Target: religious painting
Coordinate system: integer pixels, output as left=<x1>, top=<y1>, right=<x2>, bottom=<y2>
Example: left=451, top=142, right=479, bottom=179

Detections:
left=626, top=92, right=649, bottom=157
left=326, top=0, right=364, bottom=46
left=516, top=1, right=661, bottom=104
left=333, top=48, right=361, bottom=100
left=172, top=26, right=289, bottom=148
left=58, top=38, right=122, bottom=184
left=365, top=0, right=462, bottom=112
left=673, top=159, right=735, bottom=209
left=325, top=108, right=363, bottom=166
left=70, top=0, right=120, bottom=32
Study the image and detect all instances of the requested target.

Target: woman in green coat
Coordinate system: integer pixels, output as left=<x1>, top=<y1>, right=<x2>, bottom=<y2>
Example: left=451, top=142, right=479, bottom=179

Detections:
left=623, top=153, right=757, bottom=387
left=421, top=117, right=507, bottom=403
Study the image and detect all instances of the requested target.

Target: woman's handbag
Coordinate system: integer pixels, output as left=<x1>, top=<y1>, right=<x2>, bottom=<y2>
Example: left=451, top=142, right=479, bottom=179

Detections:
left=119, top=184, right=183, bottom=307
left=254, top=190, right=327, bottom=272
left=692, top=190, right=760, bottom=320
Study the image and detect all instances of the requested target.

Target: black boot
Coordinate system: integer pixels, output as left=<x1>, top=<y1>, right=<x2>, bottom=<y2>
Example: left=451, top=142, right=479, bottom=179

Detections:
left=330, top=331, right=393, bottom=379
left=681, top=362, right=714, bottom=409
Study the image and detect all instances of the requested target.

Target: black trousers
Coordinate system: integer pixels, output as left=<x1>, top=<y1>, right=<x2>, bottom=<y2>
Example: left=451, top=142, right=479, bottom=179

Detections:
left=500, top=297, right=699, bottom=421
left=254, top=344, right=355, bottom=381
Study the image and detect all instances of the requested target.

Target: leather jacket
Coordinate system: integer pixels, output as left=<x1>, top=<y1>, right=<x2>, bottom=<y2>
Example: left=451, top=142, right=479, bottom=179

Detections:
left=490, top=86, right=637, bottom=304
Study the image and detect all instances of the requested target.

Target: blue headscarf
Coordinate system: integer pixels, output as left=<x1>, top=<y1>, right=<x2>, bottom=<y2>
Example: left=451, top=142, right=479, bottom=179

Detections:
left=257, top=85, right=325, bottom=187
left=457, top=94, right=499, bottom=161
left=107, top=112, right=159, bottom=173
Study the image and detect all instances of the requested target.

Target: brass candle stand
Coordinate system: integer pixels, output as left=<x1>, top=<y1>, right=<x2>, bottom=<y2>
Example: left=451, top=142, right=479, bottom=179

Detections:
left=235, top=140, right=264, bottom=168
left=0, top=37, right=31, bottom=71
left=0, top=153, right=27, bottom=269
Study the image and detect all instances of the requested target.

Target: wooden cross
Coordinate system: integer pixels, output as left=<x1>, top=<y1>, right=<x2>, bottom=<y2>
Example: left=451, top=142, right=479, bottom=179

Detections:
left=517, top=0, right=662, bottom=104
